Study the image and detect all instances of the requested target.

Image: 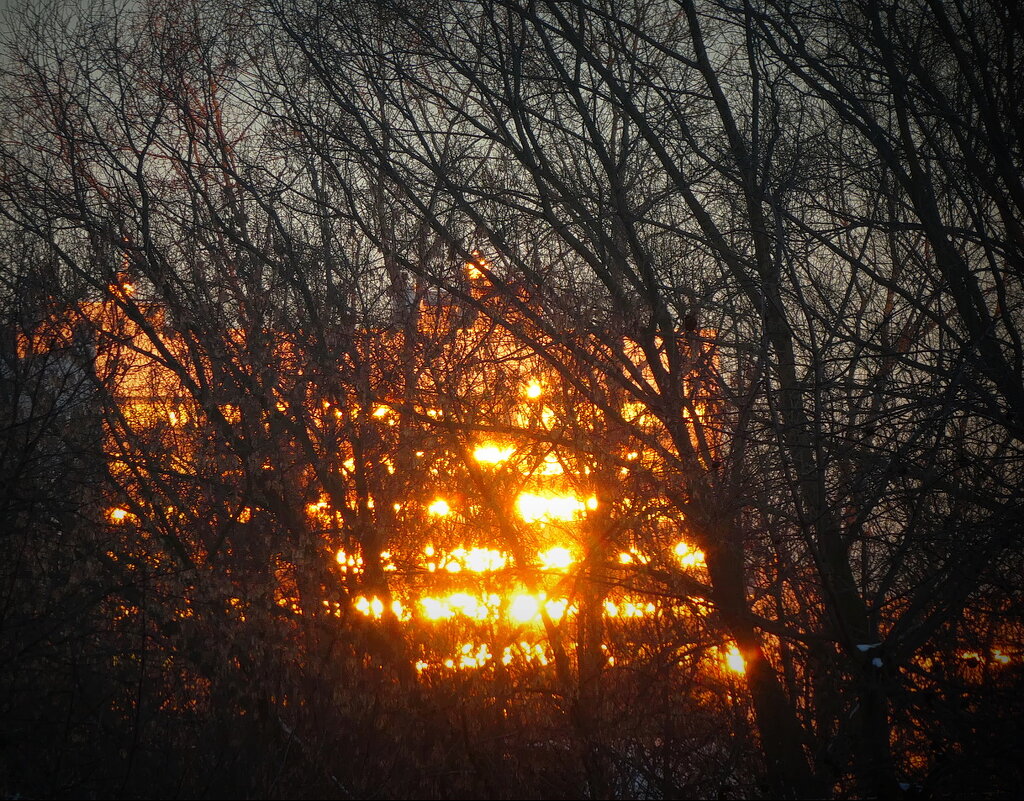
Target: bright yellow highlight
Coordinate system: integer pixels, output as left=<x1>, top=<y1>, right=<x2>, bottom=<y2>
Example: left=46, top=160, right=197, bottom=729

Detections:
left=537, top=454, right=564, bottom=475
left=307, top=498, right=330, bottom=516
left=508, top=594, right=541, bottom=623
left=502, top=642, right=550, bottom=666
left=457, top=642, right=492, bottom=669
left=473, top=443, right=514, bottom=464
left=516, top=492, right=587, bottom=523
left=355, top=595, right=384, bottom=618
left=960, top=648, right=1015, bottom=666
left=544, top=598, right=569, bottom=621
left=109, top=507, right=131, bottom=523
left=428, top=499, right=451, bottom=516
left=618, top=549, right=650, bottom=565
left=505, top=593, right=570, bottom=624
left=420, top=593, right=501, bottom=621
left=525, top=381, right=543, bottom=398
left=538, top=546, right=574, bottom=571
left=440, top=547, right=507, bottom=573
left=674, top=541, right=706, bottom=568
left=335, top=549, right=364, bottom=574
left=354, top=596, right=407, bottom=620
left=603, top=599, right=655, bottom=618
left=725, top=644, right=746, bottom=674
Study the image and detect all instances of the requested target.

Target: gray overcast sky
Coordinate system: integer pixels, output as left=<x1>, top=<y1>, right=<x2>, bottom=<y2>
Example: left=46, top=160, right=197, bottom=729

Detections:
left=1, top=0, right=32, bottom=41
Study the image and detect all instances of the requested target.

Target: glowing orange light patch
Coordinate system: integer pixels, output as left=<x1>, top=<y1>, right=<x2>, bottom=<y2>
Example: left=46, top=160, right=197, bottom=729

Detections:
left=725, top=644, right=746, bottom=674
left=538, top=546, right=574, bottom=571
left=508, top=594, right=541, bottom=624
left=473, top=443, right=514, bottom=464
left=516, top=492, right=586, bottom=523
left=674, top=541, right=706, bottom=568
left=109, top=507, right=130, bottom=523
left=428, top=499, right=451, bottom=516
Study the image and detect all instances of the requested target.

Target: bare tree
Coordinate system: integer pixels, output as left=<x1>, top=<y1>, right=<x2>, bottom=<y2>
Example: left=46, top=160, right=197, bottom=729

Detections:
left=2, top=0, right=1021, bottom=798
left=269, top=0, right=1024, bottom=796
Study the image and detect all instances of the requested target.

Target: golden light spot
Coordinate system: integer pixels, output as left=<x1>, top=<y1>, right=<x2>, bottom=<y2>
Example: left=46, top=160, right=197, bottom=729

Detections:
left=544, top=598, right=569, bottom=621
left=674, top=541, right=706, bottom=568
left=428, top=499, right=451, bottom=516
left=516, top=492, right=586, bottom=523
left=419, top=593, right=500, bottom=622
left=450, top=593, right=489, bottom=620
left=109, top=507, right=132, bottom=524
left=503, top=641, right=550, bottom=666
left=373, top=405, right=390, bottom=418
left=473, top=443, right=514, bottom=464
left=458, top=642, right=492, bottom=669
left=437, top=547, right=507, bottom=574
left=618, top=552, right=634, bottom=564
left=538, top=453, right=564, bottom=475
left=335, top=549, right=364, bottom=574
left=420, top=597, right=453, bottom=620
left=603, top=598, right=651, bottom=618
left=354, top=596, right=384, bottom=618
left=307, top=498, right=330, bottom=515
left=462, top=548, right=506, bottom=572
left=508, top=594, right=541, bottom=624
left=238, top=507, right=252, bottom=524
left=524, top=380, right=543, bottom=399
left=538, top=546, right=574, bottom=571
left=724, top=644, right=746, bottom=674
